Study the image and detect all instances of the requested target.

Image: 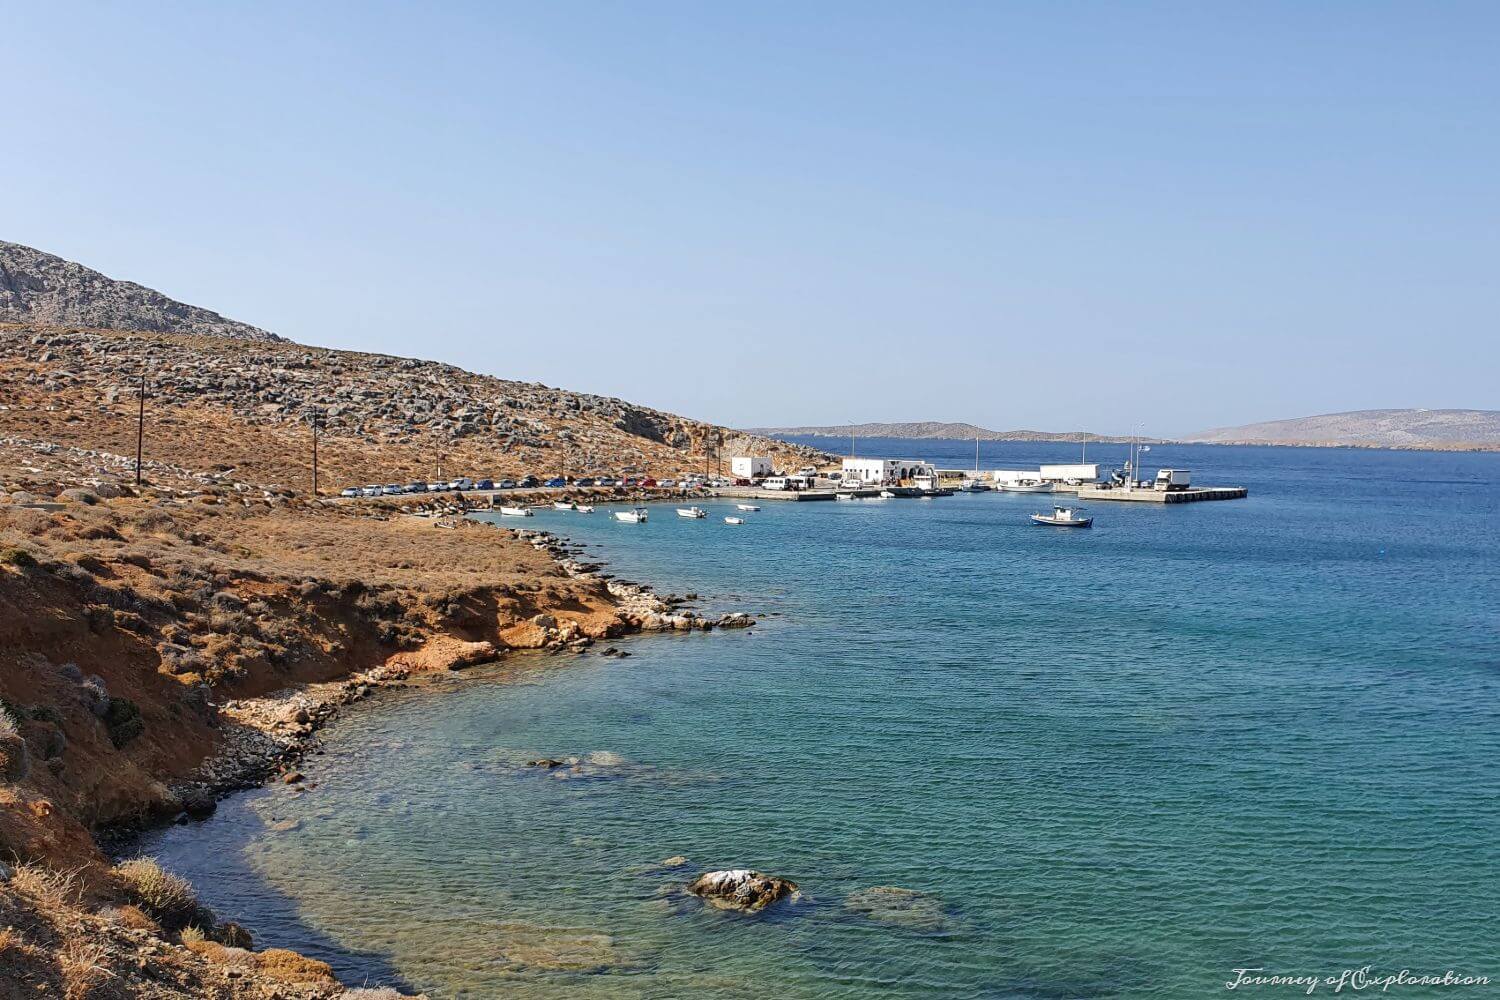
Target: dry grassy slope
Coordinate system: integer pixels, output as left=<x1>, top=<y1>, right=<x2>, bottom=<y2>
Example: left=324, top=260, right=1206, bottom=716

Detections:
left=1, top=324, right=827, bottom=493
left=0, top=495, right=632, bottom=876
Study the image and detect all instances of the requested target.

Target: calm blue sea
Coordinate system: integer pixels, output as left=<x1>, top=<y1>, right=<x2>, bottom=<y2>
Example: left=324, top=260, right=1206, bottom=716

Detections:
left=140, top=442, right=1500, bottom=998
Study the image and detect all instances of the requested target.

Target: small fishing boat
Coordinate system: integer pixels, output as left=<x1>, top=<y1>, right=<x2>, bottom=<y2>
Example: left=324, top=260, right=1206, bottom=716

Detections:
left=553, top=501, right=575, bottom=511
left=575, top=504, right=595, bottom=513
left=1031, top=505, right=1092, bottom=528
left=676, top=506, right=707, bottom=518
left=499, top=505, right=532, bottom=517
left=879, top=489, right=897, bottom=499
left=613, top=507, right=648, bottom=523
left=960, top=478, right=990, bottom=492
left=724, top=516, right=745, bottom=525
left=736, top=504, right=761, bottom=512
left=1002, top=480, right=1055, bottom=494
left=835, top=491, right=858, bottom=501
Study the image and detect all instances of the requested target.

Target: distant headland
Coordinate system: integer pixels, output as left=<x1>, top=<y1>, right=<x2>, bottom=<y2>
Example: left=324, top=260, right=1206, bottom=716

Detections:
left=749, top=411, right=1500, bottom=452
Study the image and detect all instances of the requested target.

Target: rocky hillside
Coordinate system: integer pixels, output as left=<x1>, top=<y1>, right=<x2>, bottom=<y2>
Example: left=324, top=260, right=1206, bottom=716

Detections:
left=1, top=325, right=827, bottom=494
left=1185, top=409, right=1500, bottom=450
left=0, top=241, right=279, bottom=342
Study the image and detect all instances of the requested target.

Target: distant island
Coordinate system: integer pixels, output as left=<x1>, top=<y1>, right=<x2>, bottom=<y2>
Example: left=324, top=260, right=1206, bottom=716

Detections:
left=1183, top=409, right=1500, bottom=451
left=750, top=411, right=1500, bottom=452
left=744, top=421, right=1155, bottom=444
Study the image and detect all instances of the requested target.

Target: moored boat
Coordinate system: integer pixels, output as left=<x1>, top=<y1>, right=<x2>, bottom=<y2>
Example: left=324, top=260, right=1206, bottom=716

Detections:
left=1030, top=505, right=1092, bottom=528
left=835, top=492, right=858, bottom=500
left=613, top=507, right=648, bottom=523
left=736, top=504, right=761, bottom=511
left=676, top=506, right=707, bottom=518
left=499, top=505, right=532, bottom=517
left=1002, top=480, right=1055, bottom=494
left=879, top=489, right=897, bottom=499
left=575, top=504, right=595, bottom=513
left=724, top=516, right=745, bottom=524
left=553, top=501, right=575, bottom=510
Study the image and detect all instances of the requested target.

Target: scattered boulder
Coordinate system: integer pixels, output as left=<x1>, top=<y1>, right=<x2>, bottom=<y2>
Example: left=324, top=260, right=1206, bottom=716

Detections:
left=180, top=790, right=218, bottom=821
left=687, top=869, right=799, bottom=912
left=0, top=730, right=31, bottom=781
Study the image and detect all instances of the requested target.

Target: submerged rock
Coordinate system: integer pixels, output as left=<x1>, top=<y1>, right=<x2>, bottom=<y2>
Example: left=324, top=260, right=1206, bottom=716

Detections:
left=844, top=886, right=951, bottom=931
left=688, top=869, right=799, bottom=912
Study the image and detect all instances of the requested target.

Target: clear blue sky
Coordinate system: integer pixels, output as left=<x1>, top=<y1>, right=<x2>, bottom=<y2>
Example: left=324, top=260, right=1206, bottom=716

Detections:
left=5, top=2, right=1496, bottom=436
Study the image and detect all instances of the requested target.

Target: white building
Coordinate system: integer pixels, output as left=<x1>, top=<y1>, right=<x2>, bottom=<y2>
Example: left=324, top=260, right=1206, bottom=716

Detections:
left=842, top=458, right=936, bottom=485
left=730, top=456, right=773, bottom=480
left=1039, top=463, right=1100, bottom=483
left=991, top=469, right=1037, bottom=486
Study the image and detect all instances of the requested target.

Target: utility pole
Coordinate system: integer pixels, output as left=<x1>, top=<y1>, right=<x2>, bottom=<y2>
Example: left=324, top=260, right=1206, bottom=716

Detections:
left=310, top=412, right=320, bottom=498
left=134, top=361, right=147, bottom=485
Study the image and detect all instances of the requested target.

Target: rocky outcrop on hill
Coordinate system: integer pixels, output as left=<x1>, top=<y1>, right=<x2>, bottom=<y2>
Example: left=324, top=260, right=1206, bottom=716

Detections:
left=1, top=326, right=828, bottom=491
left=0, top=241, right=279, bottom=341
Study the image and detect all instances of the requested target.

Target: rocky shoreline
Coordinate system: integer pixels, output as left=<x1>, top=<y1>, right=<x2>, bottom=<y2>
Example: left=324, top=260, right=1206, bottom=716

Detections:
left=117, top=522, right=756, bottom=845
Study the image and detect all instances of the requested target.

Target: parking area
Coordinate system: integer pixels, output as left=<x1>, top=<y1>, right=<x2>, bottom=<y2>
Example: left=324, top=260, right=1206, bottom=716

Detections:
left=334, top=472, right=738, bottom=500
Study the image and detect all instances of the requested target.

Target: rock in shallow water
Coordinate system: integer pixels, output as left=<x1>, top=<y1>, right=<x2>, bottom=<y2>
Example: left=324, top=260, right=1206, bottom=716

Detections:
left=688, top=869, right=799, bottom=912
left=843, top=885, right=951, bottom=931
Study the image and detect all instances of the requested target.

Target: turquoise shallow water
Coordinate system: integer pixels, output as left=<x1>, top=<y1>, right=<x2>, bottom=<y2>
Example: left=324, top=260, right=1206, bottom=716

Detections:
left=140, top=443, right=1500, bottom=998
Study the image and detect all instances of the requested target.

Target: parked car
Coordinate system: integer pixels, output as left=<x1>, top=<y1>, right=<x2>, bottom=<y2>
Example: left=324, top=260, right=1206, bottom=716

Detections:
left=384, top=483, right=405, bottom=494
left=519, top=475, right=540, bottom=488
left=426, top=482, right=446, bottom=492
left=361, top=485, right=383, bottom=497
left=544, top=477, right=567, bottom=488
left=474, top=479, right=494, bottom=490
left=340, top=487, right=361, bottom=498
left=405, top=482, right=428, bottom=493
left=641, top=477, right=657, bottom=487
left=574, top=477, right=595, bottom=487
left=497, top=479, right=518, bottom=489
left=657, top=478, right=676, bottom=488
left=447, top=477, right=474, bottom=491
left=596, top=477, right=618, bottom=487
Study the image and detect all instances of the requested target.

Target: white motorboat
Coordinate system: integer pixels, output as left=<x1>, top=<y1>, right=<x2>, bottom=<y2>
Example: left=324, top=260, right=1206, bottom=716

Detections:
left=835, top=491, right=858, bottom=500
left=960, top=478, right=990, bottom=492
left=1002, top=481, right=1055, bottom=494
left=575, top=504, right=595, bottom=513
left=499, top=505, right=532, bottom=517
left=879, top=489, right=897, bottom=499
left=676, top=506, right=707, bottom=518
left=614, top=507, right=648, bottom=523
left=735, top=504, right=761, bottom=511
left=553, top=501, right=575, bottom=511
left=1030, top=505, right=1092, bottom=528
left=724, top=516, right=745, bottom=525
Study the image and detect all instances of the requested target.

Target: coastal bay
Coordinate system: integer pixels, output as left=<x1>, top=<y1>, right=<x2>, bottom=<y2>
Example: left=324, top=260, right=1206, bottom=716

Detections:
left=137, top=443, right=1500, bottom=998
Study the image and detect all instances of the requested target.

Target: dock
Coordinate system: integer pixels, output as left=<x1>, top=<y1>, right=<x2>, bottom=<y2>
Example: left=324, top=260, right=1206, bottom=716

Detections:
left=1069, top=485, right=1248, bottom=503
left=710, top=485, right=861, bottom=501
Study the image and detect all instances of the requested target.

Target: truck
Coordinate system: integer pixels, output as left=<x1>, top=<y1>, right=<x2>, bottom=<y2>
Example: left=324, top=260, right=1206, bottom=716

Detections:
left=1154, top=469, right=1191, bottom=491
